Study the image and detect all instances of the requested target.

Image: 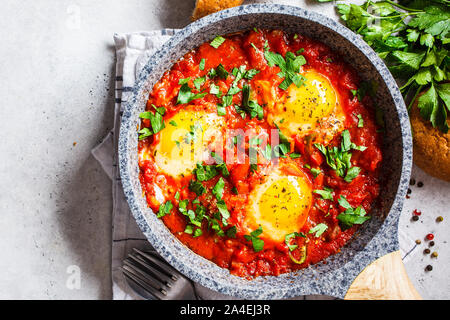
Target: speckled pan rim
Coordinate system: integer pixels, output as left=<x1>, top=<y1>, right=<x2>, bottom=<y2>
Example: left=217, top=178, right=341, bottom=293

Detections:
left=119, top=4, right=412, bottom=299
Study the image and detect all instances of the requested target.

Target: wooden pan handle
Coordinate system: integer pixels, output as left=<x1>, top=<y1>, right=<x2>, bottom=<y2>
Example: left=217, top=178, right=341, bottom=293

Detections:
left=345, top=250, right=422, bottom=300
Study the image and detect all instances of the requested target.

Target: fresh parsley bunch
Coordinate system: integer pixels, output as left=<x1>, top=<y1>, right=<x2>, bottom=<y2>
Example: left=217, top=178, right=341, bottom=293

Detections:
left=327, top=0, right=449, bottom=132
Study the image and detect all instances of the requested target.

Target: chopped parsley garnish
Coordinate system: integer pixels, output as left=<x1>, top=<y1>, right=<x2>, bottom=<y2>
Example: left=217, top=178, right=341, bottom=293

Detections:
left=210, top=36, right=226, bottom=49
left=216, top=199, right=230, bottom=226
left=215, top=64, right=229, bottom=79
left=169, top=120, right=177, bottom=127
left=308, top=223, right=328, bottom=237
left=313, top=187, right=334, bottom=200
left=264, top=49, right=307, bottom=90
left=193, top=228, right=203, bottom=238
left=212, top=177, right=225, bottom=200
left=337, top=195, right=371, bottom=230
left=194, top=163, right=219, bottom=181
left=289, top=152, right=301, bottom=159
left=314, top=130, right=366, bottom=182
left=199, top=58, right=206, bottom=71
left=176, top=79, right=207, bottom=105
left=244, top=226, right=264, bottom=252
left=226, top=225, right=237, bottom=238
left=193, top=76, right=206, bottom=90
left=241, top=84, right=264, bottom=120
left=356, top=114, right=364, bottom=127
left=272, top=125, right=291, bottom=158
left=310, top=167, right=322, bottom=178
left=217, top=104, right=226, bottom=116
left=157, top=200, right=173, bottom=218
left=188, top=180, right=206, bottom=196
left=138, top=108, right=166, bottom=140
left=285, top=232, right=306, bottom=251
left=209, top=83, right=221, bottom=96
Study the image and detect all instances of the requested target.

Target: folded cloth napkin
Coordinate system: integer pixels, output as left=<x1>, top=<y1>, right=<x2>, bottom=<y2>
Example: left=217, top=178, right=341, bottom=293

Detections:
left=92, top=29, right=422, bottom=300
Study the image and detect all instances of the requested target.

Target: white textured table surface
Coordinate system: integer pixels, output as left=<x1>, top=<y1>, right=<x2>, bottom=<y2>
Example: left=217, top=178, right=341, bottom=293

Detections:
left=0, top=0, right=448, bottom=299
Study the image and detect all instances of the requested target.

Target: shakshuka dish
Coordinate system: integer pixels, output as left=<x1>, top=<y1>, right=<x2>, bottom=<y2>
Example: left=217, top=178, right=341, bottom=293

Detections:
left=137, top=29, right=382, bottom=278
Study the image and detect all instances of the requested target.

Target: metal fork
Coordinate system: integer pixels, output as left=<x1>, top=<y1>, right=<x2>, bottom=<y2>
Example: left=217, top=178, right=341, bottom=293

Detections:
left=121, top=248, right=198, bottom=300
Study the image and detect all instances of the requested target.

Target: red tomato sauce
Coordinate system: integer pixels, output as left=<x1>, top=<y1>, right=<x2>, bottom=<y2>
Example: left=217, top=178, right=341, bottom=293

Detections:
left=138, top=30, right=382, bottom=278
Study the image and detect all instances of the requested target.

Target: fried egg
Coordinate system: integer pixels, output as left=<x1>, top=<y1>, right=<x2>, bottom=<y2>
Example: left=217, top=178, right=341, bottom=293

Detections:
left=245, top=161, right=312, bottom=242
left=139, top=108, right=225, bottom=178
left=266, top=70, right=346, bottom=145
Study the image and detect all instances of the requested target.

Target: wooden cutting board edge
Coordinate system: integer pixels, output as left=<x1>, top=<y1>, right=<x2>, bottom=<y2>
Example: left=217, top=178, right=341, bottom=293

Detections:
left=345, top=250, right=422, bottom=300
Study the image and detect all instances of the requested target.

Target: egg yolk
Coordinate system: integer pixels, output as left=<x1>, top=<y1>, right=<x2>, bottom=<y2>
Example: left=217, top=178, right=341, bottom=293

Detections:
left=144, top=109, right=225, bottom=177
left=267, top=70, right=345, bottom=144
left=247, top=164, right=312, bottom=242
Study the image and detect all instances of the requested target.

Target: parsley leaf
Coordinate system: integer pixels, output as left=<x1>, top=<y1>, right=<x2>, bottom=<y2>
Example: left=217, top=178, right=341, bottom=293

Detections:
left=212, top=177, right=225, bottom=200
left=188, top=180, right=206, bottom=196
left=308, top=223, right=328, bottom=237
left=264, top=49, right=307, bottom=90
left=177, top=82, right=207, bottom=105
left=244, top=226, right=264, bottom=252
left=328, top=0, right=450, bottom=133
left=313, top=187, right=334, bottom=200
left=157, top=200, right=173, bottom=218
left=285, top=232, right=306, bottom=251
left=336, top=195, right=371, bottom=230
left=210, top=36, right=226, bottom=49
left=315, top=130, right=366, bottom=181
left=226, top=225, right=237, bottom=238
left=199, top=58, right=206, bottom=70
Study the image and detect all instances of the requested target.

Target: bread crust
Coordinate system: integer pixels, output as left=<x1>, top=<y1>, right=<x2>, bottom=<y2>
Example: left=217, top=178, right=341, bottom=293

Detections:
left=411, top=92, right=450, bottom=181
left=192, top=0, right=244, bottom=21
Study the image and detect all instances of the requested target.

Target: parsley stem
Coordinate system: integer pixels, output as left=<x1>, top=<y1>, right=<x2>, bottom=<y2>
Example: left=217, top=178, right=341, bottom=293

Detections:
left=381, top=0, right=424, bottom=12
left=407, top=85, right=423, bottom=111
left=366, top=11, right=421, bottom=20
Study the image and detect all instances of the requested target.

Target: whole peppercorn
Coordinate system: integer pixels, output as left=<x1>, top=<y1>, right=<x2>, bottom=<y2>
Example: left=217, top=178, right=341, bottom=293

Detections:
left=415, top=239, right=421, bottom=245
left=436, top=216, right=443, bottom=222
left=426, top=233, right=434, bottom=240
left=417, top=181, right=424, bottom=187
left=425, top=265, right=433, bottom=271
left=431, top=252, right=438, bottom=258
left=412, top=216, right=419, bottom=221
left=424, top=248, right=431, bottom=254
left=429, top=241, right=435, bottom=247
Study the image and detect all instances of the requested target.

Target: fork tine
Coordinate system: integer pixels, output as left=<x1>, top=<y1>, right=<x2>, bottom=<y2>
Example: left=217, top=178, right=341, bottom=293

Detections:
left=127, top=254, right=173, bottom=287
left=133, top=248, right=179, bottom=281
left=122, top=266, right=166, bottom=300
left=123, top=262, right=166, bottom=292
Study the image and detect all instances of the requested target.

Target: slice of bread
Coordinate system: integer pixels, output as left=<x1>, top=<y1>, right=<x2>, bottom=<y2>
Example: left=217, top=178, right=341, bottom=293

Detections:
left=192, top=0, right=244, bottom=21
left=411, top=92, right=450, bottom=182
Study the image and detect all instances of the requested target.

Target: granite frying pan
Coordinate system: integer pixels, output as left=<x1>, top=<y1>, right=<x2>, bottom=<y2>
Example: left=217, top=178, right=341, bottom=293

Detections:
left=118, top=4, right=415, bottom=299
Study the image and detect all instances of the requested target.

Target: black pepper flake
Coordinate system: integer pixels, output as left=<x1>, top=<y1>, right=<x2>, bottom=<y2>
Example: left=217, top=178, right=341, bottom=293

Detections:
left=417, top=181, right=424, bottom=188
